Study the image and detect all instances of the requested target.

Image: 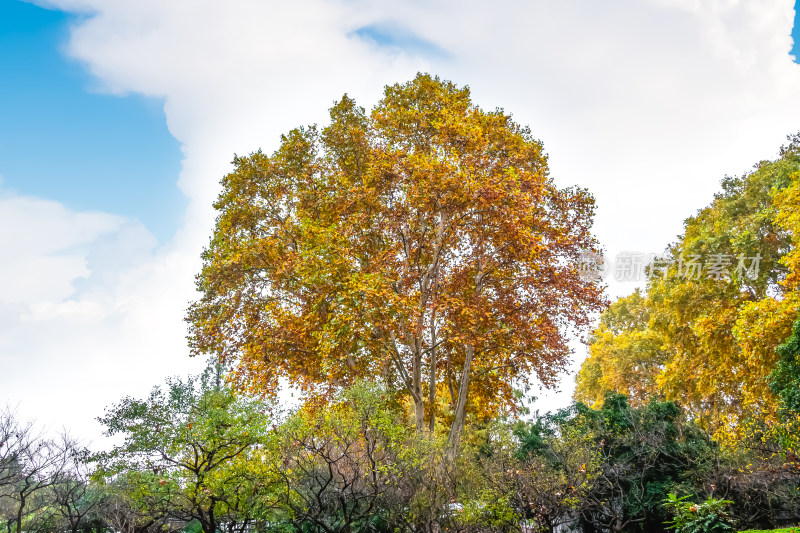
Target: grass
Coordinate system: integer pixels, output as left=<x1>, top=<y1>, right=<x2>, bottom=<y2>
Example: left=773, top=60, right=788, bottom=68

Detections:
left=739, top=528, right=800, bottom=533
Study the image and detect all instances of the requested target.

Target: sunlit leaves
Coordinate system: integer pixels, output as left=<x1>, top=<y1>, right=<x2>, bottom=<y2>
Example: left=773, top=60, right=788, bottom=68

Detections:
left=188, top=74, right=605, bottom=442
left=575, top=135, right=800, bottom=438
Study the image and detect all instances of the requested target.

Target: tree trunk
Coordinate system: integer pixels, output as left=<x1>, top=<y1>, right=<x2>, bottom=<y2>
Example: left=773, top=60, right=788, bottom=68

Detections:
left=388, top=330, right=426, bottom=433
left=413, top=341, right=425, bottom=433
left=201, top=501, right=218, bottom=533
left=446, top=344, right=474, bottom=459
left=414, top=396, right=425, bottom=433
left=14, top=491, right=26, bottom=533
left=428, top=319, right=437, bottom=434
left=427, top=265, right=440, bottom=435
left=446, top=256, right=484, bottom=459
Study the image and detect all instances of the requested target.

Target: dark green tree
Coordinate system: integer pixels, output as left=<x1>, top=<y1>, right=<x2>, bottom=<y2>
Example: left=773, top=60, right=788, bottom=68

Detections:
left=770, top=314, right=800, bottom=416
left=512, top=395, right=714, bottom=533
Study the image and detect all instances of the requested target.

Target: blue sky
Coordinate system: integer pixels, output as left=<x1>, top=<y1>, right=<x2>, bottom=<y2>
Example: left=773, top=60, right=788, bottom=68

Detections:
left=0, top=0, right=185, bottom=243
left=794, top=1, right=800, bottom=59
left=0, top=0, right=799, bottom=244
left=792, top=0, right=800, bottom=63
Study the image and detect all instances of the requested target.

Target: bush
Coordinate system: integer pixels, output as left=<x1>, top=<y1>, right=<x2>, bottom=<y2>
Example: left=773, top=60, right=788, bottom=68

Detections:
left=664, top=493, right=736, bottom=533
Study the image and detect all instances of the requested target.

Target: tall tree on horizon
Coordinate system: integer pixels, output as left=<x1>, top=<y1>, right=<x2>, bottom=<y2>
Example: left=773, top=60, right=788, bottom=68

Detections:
left=188, top=74, right=606, bottom=453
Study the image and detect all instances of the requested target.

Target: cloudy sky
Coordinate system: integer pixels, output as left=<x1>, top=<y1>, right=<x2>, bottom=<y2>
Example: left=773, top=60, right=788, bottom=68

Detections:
left=2, top=0, right=799, bottom=443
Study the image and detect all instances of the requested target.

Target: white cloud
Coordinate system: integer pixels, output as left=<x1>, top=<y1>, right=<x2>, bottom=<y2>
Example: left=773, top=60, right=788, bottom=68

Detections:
left=0, top=190, right=205, bottom=442
left=0, top=194, right=120, bottom=304
left=4, top=0, right=799, bottom=433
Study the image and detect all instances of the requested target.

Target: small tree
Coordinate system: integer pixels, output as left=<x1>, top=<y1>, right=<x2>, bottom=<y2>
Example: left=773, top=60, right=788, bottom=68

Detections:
left=98, top=471, right=182, bottom=533
left=274, top=383, right=409, bottom=533
left=704, top=446, right=800, bottom=529
left=0, top=408, right=30, bottom=494
left=476, top=417, right=596, bottom=533
left=96, top=373, right=276, bottom=533
left=49, top=436, right=106, bottom=533
left=0, top=411, right=70, bottom=533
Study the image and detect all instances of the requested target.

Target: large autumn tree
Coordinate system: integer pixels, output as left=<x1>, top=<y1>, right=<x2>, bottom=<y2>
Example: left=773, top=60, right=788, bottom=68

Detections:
left=188, top=74, right=605, bottom=451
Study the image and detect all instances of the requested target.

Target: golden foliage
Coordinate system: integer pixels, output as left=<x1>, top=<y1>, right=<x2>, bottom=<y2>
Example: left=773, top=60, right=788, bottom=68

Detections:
left=576, top=137, right=800, bottom=438
left=188, top=74, right=606, bottom=443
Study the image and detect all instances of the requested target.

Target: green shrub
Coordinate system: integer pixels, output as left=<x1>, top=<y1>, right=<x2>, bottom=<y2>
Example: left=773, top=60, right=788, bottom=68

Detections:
left=664, top=493, right=736, bottom=533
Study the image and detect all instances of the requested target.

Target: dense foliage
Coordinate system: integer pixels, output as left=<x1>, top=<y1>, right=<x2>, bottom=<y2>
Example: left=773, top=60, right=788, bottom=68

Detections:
left=663, top=494, right=735, bottom=533
left=187, top=74, right=606, bottom=452
left=4, top=375, right=799, bottom=533
left=576, top=136, right=800, bottom=439
left=94, top=366, right=276, bottom=533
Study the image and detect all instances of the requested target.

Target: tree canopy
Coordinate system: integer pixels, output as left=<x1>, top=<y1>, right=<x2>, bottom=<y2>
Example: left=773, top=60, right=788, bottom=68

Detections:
left=188, top=73, right=606, bottom=450
left=576, top=135, right=800, bottom=438
left=95, top=369, right=276, bottom=533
